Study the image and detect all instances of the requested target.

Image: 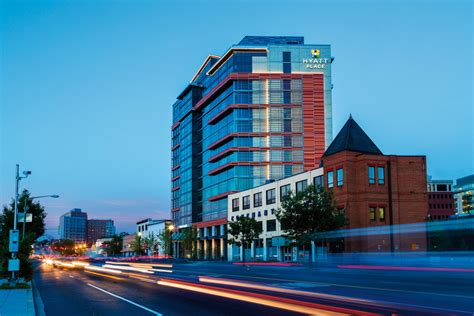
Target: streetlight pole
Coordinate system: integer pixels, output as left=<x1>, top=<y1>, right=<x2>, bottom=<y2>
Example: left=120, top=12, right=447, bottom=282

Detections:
left=22, top=194, right=59, bottom=239
left=12, top=164, right=31, bottom=280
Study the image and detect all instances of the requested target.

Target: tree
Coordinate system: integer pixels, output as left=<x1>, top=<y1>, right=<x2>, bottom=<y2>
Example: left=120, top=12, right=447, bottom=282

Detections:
left=228, top=216, right=263, bottom=263
left=103, top=235, right=123, bottom=256
left=0, top=190, right=47, bottom=280
left=157, top=229, right=172, bottom=257
left=143, top=232, right=158, bottom=256
left=131, top=234, right=144, bottom=255
left=276, top=185, right=345, bottom=249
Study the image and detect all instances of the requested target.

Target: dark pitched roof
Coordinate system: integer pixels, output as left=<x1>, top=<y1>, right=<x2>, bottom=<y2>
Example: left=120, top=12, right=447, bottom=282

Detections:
left=322, top=115, right=383, bottom=157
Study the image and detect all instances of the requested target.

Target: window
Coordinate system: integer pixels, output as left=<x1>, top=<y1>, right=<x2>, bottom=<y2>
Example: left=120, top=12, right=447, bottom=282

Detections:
left=232, top=198, right=239, bottom=212
left=253, top=192, right=262, bottom=207
left=337, top=168, right=344, bottom=187
left=369, top=207, right=376, bottom=221
left=267, top=219, right=276, bottom=232
left=314, top=175, right=324, bottom=189
left=327, top=171, right=334, bottom=188
left=368, top=166, right=375, bottom=184
left=378, top=167, right=385, bottom=184
left=243, top=195, right=250, bottom=210
left=379, top=207, right=385, bottom=221
left=296, top=180, right=308, bottom=193
left=280, top=184, right=291, bottom=201
left=266, top=189, right=276, bottom=204
left=282, top=52, right=291, bottom=74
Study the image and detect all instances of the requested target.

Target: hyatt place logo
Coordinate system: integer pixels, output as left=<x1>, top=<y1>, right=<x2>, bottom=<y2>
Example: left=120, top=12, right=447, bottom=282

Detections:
left=311, top=49, right=320, bottom=58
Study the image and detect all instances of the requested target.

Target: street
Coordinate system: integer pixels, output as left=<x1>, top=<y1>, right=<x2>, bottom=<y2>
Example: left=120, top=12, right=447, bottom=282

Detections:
left=33, top=259, right=474, bottom=315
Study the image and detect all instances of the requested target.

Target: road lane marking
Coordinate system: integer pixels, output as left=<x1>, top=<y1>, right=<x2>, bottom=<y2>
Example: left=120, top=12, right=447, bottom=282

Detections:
left=87, top=283, right=162, bottom=315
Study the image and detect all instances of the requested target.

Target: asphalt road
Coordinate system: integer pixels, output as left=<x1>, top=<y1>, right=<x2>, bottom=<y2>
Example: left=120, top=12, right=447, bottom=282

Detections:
left=33, top=260, right=474, bottom=316
left=33, top=261, right=302, bottom=316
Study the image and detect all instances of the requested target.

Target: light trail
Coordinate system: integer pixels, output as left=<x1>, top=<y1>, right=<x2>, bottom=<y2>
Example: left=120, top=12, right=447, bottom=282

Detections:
left=198, top=276, right=372, bottom=303
left=128, top=275, right=157, bottom=284
left=338, top=265, right=474, bottom=273
left=156, top=278, right=373, bottom=316
left=85, top=271, right=125, bottom=281
left=149, top=269, right=173, bottom=273
left=105, top=261, right=173, bottom=268
left=71, top=261, right=90, bottom=267
left=102, top=264, right=154, bottom=274
left=85, top=265, right=123, bottom=274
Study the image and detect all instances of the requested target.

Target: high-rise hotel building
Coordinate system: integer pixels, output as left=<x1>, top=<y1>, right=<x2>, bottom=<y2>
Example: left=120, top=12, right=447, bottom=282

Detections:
left=171, top=36, right=333, bottom=243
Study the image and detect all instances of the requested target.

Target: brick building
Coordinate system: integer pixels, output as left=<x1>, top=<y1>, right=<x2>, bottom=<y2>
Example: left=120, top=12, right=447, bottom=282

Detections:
left=321, top=116, right=428, bottom=252
left=227, top=116, right=429, bottom=261
left=427, top=179, right=455, bottom=220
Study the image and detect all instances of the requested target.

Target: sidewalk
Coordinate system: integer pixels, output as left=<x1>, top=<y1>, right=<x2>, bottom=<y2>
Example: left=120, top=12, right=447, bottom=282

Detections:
left=0, top=286, right=35, bottom=316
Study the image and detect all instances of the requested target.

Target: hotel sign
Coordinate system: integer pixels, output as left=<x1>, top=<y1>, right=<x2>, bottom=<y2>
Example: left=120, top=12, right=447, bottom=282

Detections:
left=302, top=49, right=329, bottom=69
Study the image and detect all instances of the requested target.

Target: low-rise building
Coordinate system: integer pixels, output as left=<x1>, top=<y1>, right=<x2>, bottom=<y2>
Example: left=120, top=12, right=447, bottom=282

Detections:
left=136, top=218, right=172, bottom=256
left=427, top=178, right=455, bottom=220
left=227, top=116, right=429, bottom=261
left=121, top=234, right=136, bottom=257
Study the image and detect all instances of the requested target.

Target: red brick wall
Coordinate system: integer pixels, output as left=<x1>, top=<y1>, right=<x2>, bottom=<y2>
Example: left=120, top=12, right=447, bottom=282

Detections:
left=322, top=151, right=429, bottom=252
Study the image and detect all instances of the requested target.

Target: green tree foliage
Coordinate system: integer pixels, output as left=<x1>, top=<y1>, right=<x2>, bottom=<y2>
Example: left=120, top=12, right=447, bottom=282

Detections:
left=157, top=229, right=172, bottom=257
left=143, top=232, right=158, bottom=255
left=228, top=217, right=263, bottom=263
left=131, top=234, right=145, bottom=255
left=275, top=185, right=345, bottom=245
left=103, top=235, right=123, bottom=256
left=0, top=190, right=47, bottom=280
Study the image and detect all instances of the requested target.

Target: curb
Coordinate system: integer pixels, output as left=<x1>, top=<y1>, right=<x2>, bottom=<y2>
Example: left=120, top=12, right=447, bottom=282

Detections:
left=26, top=286, right=35, bottom=316
left=31, top=280, right=45, bottom=316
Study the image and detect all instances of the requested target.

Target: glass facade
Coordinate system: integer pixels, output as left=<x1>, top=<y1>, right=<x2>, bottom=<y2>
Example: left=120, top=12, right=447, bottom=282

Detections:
left=171, top=36, right=333, bottom=226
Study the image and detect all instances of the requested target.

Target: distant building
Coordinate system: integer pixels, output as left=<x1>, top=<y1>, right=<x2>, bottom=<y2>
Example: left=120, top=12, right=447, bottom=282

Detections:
left=121, top=234, right=136, bottom=257
left=454, top=175, right=474, bottom=214
left=227, top=116, right=429, bottom=261
left=87, top=219, right=116, bottom=243
left=427, top=178, right=455, bottom=220
left=58, top=209, right=87, bottom=242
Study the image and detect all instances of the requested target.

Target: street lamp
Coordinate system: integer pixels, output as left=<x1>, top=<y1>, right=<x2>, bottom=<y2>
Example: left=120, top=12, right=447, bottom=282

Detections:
left=22, top=194, right=60, bottom=239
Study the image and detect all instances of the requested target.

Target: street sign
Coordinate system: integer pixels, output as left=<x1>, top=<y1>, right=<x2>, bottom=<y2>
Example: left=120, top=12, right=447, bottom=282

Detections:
left=8, top=259, right=20, bottom=272
left=9, top=230, right=19, bottom=252
left=18, top=212, right=32, bottom=223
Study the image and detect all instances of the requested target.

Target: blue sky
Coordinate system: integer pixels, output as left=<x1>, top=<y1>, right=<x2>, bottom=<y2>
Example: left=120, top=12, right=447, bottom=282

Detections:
left=1, top=0, right=472, bottom=235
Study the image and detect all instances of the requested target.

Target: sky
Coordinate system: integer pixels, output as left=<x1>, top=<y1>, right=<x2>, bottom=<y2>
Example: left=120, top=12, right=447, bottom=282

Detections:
left=1, top=0, right=473, bottom=236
